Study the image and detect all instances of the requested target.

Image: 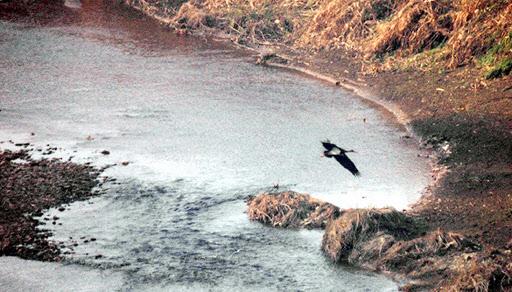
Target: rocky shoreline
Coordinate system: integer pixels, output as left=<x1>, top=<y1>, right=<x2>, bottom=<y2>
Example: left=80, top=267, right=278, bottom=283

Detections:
left=0, top=148, right=104, bottom=261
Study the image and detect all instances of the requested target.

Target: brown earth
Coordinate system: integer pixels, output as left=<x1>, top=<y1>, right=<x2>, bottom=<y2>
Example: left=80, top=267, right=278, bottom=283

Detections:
left=0, top=148, right=104, bottom=261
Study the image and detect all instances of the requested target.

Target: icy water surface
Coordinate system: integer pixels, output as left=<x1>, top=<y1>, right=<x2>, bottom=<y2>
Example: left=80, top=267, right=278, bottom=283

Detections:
left=0, top=1, right=430, bottom=291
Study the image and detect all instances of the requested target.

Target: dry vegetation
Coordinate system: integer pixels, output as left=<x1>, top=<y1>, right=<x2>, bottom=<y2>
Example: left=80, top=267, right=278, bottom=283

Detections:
left=247, top=191, right=340, bottom=228
left=322, top=208, right=511, bottom=290
left=128, top=0, right=512, bottom=78
left=248, top=192, right=511, bottom=291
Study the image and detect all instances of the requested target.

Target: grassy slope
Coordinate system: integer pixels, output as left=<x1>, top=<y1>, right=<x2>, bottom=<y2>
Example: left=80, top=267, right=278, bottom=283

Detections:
left=165, top=0, right=512, bottom=78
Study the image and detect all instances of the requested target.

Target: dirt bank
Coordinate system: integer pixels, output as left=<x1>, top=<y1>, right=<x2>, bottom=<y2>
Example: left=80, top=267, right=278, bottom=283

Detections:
left=0, top=148, right=103, bottom=261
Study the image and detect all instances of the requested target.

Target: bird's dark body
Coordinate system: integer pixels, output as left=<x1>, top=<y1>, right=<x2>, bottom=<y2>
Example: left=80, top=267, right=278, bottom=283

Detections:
left=321, top=140, right=360, bottom=176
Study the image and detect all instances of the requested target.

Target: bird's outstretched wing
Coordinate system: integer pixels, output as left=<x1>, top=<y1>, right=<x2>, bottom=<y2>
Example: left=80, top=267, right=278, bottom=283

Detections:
left=334, top=154, right=360, bottom=176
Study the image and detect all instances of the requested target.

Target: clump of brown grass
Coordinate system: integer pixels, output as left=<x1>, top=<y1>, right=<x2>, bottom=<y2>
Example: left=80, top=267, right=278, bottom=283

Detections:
left=367, top=0, right=453, bottom=57
left=380, top=229, right=481, bottom=271
left=447, top=0, right=512, bottom=68
left=321, top=208, right=422, bottom=262
left=320, top=208, right=507, bottom=291
left=247, top=191, right=340, bottom=228
left=196, top=0, right=298, bottom=43
left=299, top=0, right=403, bottom=50
left=173, top=1, right=216, bottom=28
left=449, top=252, right=512, bottom=291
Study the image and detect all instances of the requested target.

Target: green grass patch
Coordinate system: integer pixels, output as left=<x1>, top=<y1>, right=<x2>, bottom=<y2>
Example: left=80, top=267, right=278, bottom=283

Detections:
left=485, top=58, right=512, bottom=79
left=480, top=31, right=512, bottom=79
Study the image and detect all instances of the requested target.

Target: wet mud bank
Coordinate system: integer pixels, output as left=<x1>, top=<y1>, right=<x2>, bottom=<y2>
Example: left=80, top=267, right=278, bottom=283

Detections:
left=248, top=192, right=512, bottom=290
left=0, top=148, right=104, bottom=261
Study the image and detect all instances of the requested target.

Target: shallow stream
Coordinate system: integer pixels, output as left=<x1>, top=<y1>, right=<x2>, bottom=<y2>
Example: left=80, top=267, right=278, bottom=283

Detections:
left=0, top=1, right=430, bottom=290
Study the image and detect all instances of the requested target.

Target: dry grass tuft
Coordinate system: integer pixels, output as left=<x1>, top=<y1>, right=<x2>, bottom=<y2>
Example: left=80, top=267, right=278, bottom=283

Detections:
left=321, top=208, right=423, bottom=262
left=367, top=0, right=452, bottom=57
left=166, top=0, right=288, bottom=40
left=127, top=0, right=512, bottom=77
left=299, top=0, right=402, bottom=50
left=173, top=1, right=216, bottom=28
left=449, top=252, right=512, bottom=291
left=447, top=0, right=512, bottom=68
left=320, top=208, right=502, bottom=290
left=247, top=191, right=340, bottom=228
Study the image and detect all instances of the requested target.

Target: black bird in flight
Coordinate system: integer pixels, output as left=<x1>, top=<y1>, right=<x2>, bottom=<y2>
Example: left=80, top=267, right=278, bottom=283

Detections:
left=321, top=140, right=360, bottom=176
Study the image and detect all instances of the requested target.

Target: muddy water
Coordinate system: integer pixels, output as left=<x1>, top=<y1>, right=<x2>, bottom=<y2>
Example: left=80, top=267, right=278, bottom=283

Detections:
left=0, top=1, right=430, bottom=291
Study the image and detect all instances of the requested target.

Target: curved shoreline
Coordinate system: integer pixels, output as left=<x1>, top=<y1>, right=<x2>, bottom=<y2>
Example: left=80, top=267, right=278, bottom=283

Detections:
left=124, top=0, right=441, bottom=210
left=122, top=0, right=442, bottom=217
left=119, top=1, right=458, bottom=289
left=121, top=1, right=512, bottom=290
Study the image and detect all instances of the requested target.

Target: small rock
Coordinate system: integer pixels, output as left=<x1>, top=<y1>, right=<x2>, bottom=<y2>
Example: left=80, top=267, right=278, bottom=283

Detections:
left=58, top=207, right=66, bottom=212
left=94, top=254, right=103, bottom=259
left=121, top=161, right=129, bottom=166
left=100, top=150, right=110, bottom=155
left=90, top=238, right=96, bottom=241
